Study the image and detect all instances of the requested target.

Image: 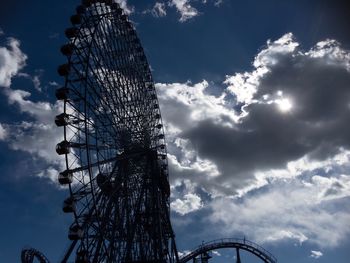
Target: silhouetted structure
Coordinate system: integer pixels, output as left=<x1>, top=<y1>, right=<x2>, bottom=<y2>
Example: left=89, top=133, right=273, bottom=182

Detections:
left=21, top=1, right=277, bottom=263
left=179, top=238, right=277, bottom=263
left=21, top=248, right=50, bottom=263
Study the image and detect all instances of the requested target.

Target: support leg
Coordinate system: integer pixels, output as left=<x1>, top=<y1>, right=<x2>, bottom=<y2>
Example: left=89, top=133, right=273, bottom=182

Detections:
left=236, top=248, right=241, bottom=263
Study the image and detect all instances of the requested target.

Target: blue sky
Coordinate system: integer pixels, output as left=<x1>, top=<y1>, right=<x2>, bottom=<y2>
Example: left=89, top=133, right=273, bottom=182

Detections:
left=0, top=0, right=350, bottom=262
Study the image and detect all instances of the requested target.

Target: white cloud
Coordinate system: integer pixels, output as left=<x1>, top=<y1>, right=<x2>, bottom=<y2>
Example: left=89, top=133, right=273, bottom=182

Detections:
left=152, top=2, right=167, bottom=17
left=310, top=250, right=323, bottom=259
left=48, top=81, right=59, bottom=87
left=0, top=37, right=65, bottom=182
left=177, top=250, right=191, bottom=258
left=3, top=88, right=66, bottom=179
left=0, top=123, right=7, bottom=140
left=18, top=72, right=42, bottom=92
left=171, top=193, right=203, bottom=215
left=265, top=230, right=308, bottom=244
left=214, top=0, right=223, bottom=6
left=209, top=174, right=350, bottom=247
left=37, top=166, right=62, bottom=183
left=0, top=28, right=4, bottom=36
left=202, top=0, right=224, bottom=6
left=237, top=149, right=350, bottom=197
left=224, top=33, right=300, bottom=105
left=169, top=0, right=199, bottom=22
left=114, top=0, right=134, bottom=15
left=3, top=93, right=66, bottom=182
left=5, top=85, right=64, bottom=173
left=143, top=2, right=167, bottom=18
left=32, top=75, right=41, bottom=91
left=146, top=0, right=223, bottom=20
left=5, top=88, right=59, bottom=123
left=8, top=120, right=63, bottom=166
left=0, top=38, right=27, bottom=88
left=156, top=81, right=239, bottom=128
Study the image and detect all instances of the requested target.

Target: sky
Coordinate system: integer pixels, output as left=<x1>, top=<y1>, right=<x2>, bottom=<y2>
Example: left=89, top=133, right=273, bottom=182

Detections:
left=0, top=0, right=350, bottom=262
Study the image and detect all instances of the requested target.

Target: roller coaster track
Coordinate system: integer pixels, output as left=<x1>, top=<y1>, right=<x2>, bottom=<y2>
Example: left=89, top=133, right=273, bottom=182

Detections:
left=21, top=248, right=50, bottom=263
left=178, top=238, right=277, bottom=263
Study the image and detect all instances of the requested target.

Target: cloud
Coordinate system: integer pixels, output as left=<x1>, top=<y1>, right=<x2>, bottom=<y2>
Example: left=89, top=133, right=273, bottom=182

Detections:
left=48, top=81, right=59, bottom=87
left=310, top=250, right=323, bottom=259
left=145, top=0, right=223, bottom=21
left=143, top=2, right=167, bottom=18
left=157, top=81, right=238, bottom=126
left=3, top=88, right=65, bottom=178
left=169, top=0, right=199, bottom=22
left=5, top=88, right=59, bottom=123
left=156, top=81, right=239, bottom=196
left=7, top=120, right=64, bottom=167
left=2, top=95, right=65, bottom=182
left=177, top=250, right=191, bottom=258
left=171, top=193, right=203, bottom=215
left=18, top=71, right=43, bottom=92
left=0, top=123, right=7, bottom=140
left=32, top=75, right=41, bottom=91
left=157, top=33, right=350, bottom=196
left=222, top=33, right=350, bottom=181
left=114, top=0, right=134, bottom=15
left=214, top=0, right=223, bottom=6
left=0, top=37, right=64, bottom=182
left=152, top=2, right=167, bottom=17
left=202, top=0, right=224, bottom=6
left=0, top=37, right=27, bottom=88
left=208, top=173, right=350, bottom=247
left=156, top=33, right=350, bottom=247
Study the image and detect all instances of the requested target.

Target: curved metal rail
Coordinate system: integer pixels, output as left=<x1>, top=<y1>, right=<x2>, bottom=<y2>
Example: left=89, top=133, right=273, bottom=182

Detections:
left=21, top=248, right=50, bottom=263
left=178, top=238, right=277, bottom=263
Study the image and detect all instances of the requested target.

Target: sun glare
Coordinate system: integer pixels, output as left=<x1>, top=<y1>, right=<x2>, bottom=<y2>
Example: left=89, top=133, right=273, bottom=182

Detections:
left=277, top=98, right=293, bottom=112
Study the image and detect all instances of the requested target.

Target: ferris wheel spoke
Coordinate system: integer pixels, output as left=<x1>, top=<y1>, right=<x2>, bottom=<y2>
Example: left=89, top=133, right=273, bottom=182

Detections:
left=86, top=48, right=138, bottom=124
left=68, top=152, right=154, bottom=201
left=68, top=63, right=125, bottom=127
left=89, top=18, right=147, bottom=130
left=85, top=81, right=126, bottom=135
left=67, top=150, right=147, bottom=176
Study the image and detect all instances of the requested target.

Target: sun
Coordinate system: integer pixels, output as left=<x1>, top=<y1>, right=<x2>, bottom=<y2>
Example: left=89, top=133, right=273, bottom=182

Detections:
left=277, top=98, right=293, bottom=112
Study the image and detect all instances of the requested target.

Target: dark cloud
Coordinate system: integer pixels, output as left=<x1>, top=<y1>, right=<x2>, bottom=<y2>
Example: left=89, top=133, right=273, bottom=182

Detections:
left=255, top=52, right=350, bottom=123
left=182, top=106, right=310, bottom=184
left=159, top=34, right=350, bottom=193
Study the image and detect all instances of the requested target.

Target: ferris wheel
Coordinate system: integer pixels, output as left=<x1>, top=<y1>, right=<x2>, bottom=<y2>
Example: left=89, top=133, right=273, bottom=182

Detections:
left=55, top=0, right=177, bottom=262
